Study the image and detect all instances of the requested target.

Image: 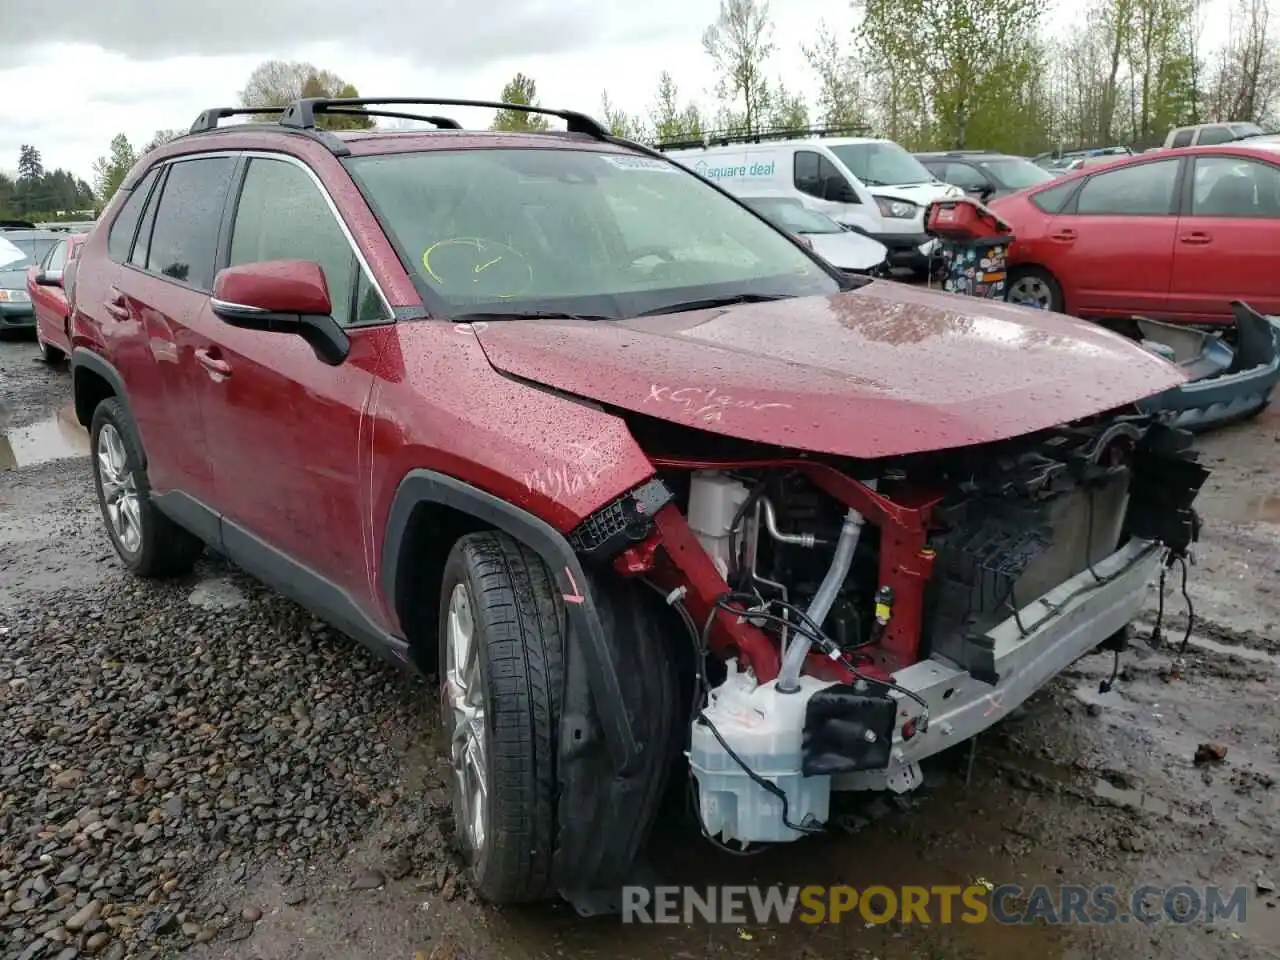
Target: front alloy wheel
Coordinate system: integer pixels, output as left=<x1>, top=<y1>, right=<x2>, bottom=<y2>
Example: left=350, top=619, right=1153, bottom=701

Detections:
left=443, top=581, right=489, bottom=855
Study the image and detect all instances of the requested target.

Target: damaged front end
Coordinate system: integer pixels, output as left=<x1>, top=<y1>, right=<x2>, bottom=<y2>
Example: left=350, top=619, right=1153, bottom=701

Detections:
left=552, top=407, right=1208, bottom=904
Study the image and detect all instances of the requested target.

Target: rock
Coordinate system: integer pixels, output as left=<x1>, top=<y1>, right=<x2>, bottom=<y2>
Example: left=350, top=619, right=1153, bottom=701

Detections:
left=226, top=921, right=255, bottom=942
left=1194, top=743, right=1228, bottom=765
left=66, top=899, right=102, bottom=931
left=440, top=876, right=458, bottom=901
left=12, top=897, right=35, bottom=912
left=195, top=926, right=217, bottom=943
left=1086, top=703, right=1103, bottom=718
left=1257, top=874, right=1277, bottom=894
left=85, top=932, right=111, bottom=953
left=187, top=578, right=248, bottom=611
left=384, top=851, right=413, bottom=881
left=241, top=906, right=262, bottom=922
left=52, top=770, right=85, bottom=789
left=282, top=889, right=306, bottom=906
left=349, top=868, right=385, bottom=891
left=182, top=922, right=201, bottom=937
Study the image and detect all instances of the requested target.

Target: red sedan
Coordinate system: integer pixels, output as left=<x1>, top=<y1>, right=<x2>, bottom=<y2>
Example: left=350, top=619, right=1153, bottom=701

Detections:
left=990, top=142, right=1280, bottom=325
left=27, top=232, right=86, bottom=362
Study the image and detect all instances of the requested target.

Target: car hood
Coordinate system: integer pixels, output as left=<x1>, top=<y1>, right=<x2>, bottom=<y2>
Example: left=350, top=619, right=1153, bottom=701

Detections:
left=471, top=283, right=1188, bottom=459
left=806, top=231, right=888, bottom=271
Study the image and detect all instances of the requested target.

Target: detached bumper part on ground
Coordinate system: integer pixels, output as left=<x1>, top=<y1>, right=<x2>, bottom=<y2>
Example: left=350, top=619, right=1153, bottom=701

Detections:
left=1136, top=301, right=1280, bottom=431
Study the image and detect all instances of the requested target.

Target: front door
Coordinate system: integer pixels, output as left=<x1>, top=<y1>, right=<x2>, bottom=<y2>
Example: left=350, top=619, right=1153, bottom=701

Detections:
left=1045, top=157, right=1182, bottom=318
left=195, top=154, right=393, bottom=603
left=1168, top=153, right=1280, bottom=322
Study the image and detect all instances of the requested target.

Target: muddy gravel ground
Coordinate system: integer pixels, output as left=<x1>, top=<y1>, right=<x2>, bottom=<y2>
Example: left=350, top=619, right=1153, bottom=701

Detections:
left=2, top=334, right=1279, bottom=960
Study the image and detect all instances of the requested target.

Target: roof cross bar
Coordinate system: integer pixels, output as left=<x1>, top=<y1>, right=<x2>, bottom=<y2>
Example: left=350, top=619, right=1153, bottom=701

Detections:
left=189, top=106, right=287, bottom=134
left=278, top=97, right=610, bottom=140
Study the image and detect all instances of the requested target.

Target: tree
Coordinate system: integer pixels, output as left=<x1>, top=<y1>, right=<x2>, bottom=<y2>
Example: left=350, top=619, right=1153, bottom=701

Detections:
left=143, top=129, right=184, bottom=153
left=702, top=0, right=776, bottom=134
left=92, top=134, right=138, bottom=206
left=766, top=81, right=809, bottom=129
left=600, top=91, right=649, bottom=141
left=492, top=73, right=550, bottom=131
left=802, top=28, right=869, bottom=129
left=649, top=70, right=706, bottom=142
left=1202, top=0, right=1280, bottom=124
left=18, top=145, right=43, bottom=183
left=239, top=60, right=373, bottom=130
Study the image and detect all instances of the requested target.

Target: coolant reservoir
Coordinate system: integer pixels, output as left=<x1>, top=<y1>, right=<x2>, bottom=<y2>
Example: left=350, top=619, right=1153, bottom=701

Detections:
left=688, top=660, right=835, bottom=844
left=686, top=472, right=750, bottom=579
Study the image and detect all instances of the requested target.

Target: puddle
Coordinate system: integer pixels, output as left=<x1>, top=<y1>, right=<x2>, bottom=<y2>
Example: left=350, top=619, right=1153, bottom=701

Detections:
left=0, top=403, right=88, bottom=471
left=1092, top=779, right=1205, bottom=825
left=1183, top=634, right=1280, bottom=667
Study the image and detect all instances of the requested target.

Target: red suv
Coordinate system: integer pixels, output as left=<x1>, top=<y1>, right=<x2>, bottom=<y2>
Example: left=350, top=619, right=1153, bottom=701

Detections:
left=69, top=97, right=1207, bottom=911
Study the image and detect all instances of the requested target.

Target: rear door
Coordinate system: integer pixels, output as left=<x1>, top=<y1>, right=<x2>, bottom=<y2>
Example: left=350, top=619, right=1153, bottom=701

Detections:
left=1043, top=157, right=1182, bottom=318
left=195, top=154, right=390, bottom=600
left=115, top=155, right=237, bottom=507
left=1168, top=153, right=1280, bottom=321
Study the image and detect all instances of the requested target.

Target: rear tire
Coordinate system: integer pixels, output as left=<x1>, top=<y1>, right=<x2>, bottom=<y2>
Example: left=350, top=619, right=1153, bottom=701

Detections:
left=90, top=398, right=205, bottom=578
left=438, top=531, right=563, bottom=904
left=1007, top=266, right=1064, bottom=313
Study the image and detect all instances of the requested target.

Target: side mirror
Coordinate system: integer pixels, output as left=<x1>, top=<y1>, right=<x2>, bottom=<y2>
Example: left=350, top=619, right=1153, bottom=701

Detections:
left=211, top=260, right=349, bottom=366
left=35, top=268, right=62, bottom=287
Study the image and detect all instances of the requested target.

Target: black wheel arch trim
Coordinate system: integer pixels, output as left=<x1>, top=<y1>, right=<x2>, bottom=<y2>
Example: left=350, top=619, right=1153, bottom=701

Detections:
left=70, top=347, right=142, bottom=461
left=380, top=469, right=640, bottom=776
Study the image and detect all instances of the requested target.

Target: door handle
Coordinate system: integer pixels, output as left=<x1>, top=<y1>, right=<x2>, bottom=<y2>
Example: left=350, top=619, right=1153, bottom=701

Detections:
left=194, top=347, right=232, bottom=378
left=1179, top=232, right=1212, bottom=245
left=1050, top=229, right=1077, bottom=242
left=103, top=287, right=129, bottom=321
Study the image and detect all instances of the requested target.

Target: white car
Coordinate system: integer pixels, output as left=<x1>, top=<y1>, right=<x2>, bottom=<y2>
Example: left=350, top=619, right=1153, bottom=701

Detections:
left=659, top=130, right=963, bottom=275
left=740, top=196, right=888, bottom=274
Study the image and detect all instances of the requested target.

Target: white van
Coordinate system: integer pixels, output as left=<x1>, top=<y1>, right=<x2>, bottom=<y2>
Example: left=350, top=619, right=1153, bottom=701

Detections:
left=659, top=131, right=963, bottom=273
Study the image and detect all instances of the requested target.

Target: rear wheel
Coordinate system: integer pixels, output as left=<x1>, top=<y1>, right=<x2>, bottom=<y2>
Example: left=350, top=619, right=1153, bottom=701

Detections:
left=1007, top=266, right=1064, bottom=312
left=90, top=398, right=204, bottom=578
left=438, top=531, right=563, bottom=903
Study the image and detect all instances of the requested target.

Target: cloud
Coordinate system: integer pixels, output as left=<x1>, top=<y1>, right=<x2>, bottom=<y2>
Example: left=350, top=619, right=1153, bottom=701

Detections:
left=0, top=0, right=701, bottom=66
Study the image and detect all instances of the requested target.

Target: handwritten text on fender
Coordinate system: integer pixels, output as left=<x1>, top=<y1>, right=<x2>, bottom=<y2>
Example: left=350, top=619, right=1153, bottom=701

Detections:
left=646, top=385, right=792, bottom=424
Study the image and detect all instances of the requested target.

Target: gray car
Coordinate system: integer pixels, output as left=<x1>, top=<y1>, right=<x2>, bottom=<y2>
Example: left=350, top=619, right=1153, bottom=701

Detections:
left=0, top=224, right=64, bottom=332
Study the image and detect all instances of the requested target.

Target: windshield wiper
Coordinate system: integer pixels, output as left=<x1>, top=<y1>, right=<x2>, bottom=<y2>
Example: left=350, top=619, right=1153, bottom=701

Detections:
left=636, top=293, right=791, bottom=317
left=451, top=311, right=615, bottom=323
left=859, top=177, right=888, bottom=186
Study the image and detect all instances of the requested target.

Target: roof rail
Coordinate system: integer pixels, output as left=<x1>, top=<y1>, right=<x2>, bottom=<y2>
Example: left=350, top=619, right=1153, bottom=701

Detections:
left=654, top=123, right=872, bottom=152
left=278, top=97, right=610, bottom=140
left=189, top=106, right=287, bottom=134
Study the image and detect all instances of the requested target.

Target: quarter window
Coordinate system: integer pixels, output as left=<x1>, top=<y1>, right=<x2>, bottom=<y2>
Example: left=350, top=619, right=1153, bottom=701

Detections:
left=106, top=167, right=160, bottom=264
left=229, top=158, right=383, bottom=326
left=1074, top=160, right=1179, bottom=216
left=1029, top=180, right=1078, bottom=214
left=145, top=157, right=237, bottom=289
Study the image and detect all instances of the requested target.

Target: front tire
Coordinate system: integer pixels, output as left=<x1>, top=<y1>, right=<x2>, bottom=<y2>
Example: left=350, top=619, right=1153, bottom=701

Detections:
left=90, top=398, right=204, bottom=578
left=1007, top=266, right=1065, bottom=312
left=35, top=326, right=63, bottom=364
left=438, top=531, right=564, bottom=904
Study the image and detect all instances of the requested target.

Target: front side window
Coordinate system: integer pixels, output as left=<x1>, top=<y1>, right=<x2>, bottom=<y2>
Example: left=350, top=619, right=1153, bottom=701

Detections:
left=828, top=142, right=932, bottom=186
left=1074, top=159, right=1179, bottom=216
left=44, top=240, right=68, bottom=272
left=347, top=148, right=838, bottom=319
left=107, top=167, right=159, bottom=264
left=1191, top=156, right=1280, bottom=217
left=229, top=158, right=385, bottom=325
left=145, top=157, right=237, bottom=289
left=939, top=162, right=990, bottom=191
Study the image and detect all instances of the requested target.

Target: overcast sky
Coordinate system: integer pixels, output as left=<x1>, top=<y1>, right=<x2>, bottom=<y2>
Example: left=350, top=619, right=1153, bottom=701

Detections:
left=0, top=0, right=1235, bottom=182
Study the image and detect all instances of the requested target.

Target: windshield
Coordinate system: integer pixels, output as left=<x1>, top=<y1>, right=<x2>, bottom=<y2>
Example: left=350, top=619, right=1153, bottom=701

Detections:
left=979, top=158, right=1056, bottom=189
left=828, top=142, right=933, bottom=186
left=743, top=198, right=844, bottom=234
left=346, top=148, right=838, bottom=318
left=0, top=235, right=56, bottom=271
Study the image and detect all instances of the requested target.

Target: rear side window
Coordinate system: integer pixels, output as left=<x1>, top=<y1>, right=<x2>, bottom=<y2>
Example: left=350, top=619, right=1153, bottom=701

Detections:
left=1029, top=179, right=1078, bottom=213
left=106, top=167, right=159, bottom=263
left=1171, top=129, right=1194, bottom=148
left=228, top=158, right=381, bottom=325
left=130, top=167, right=166, bottom=270
left=1197, top=126, right=1234, bottom=146
left=1074, top=159, right=1179, bottom=215
left=145, top=157, right=237, bottom=290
